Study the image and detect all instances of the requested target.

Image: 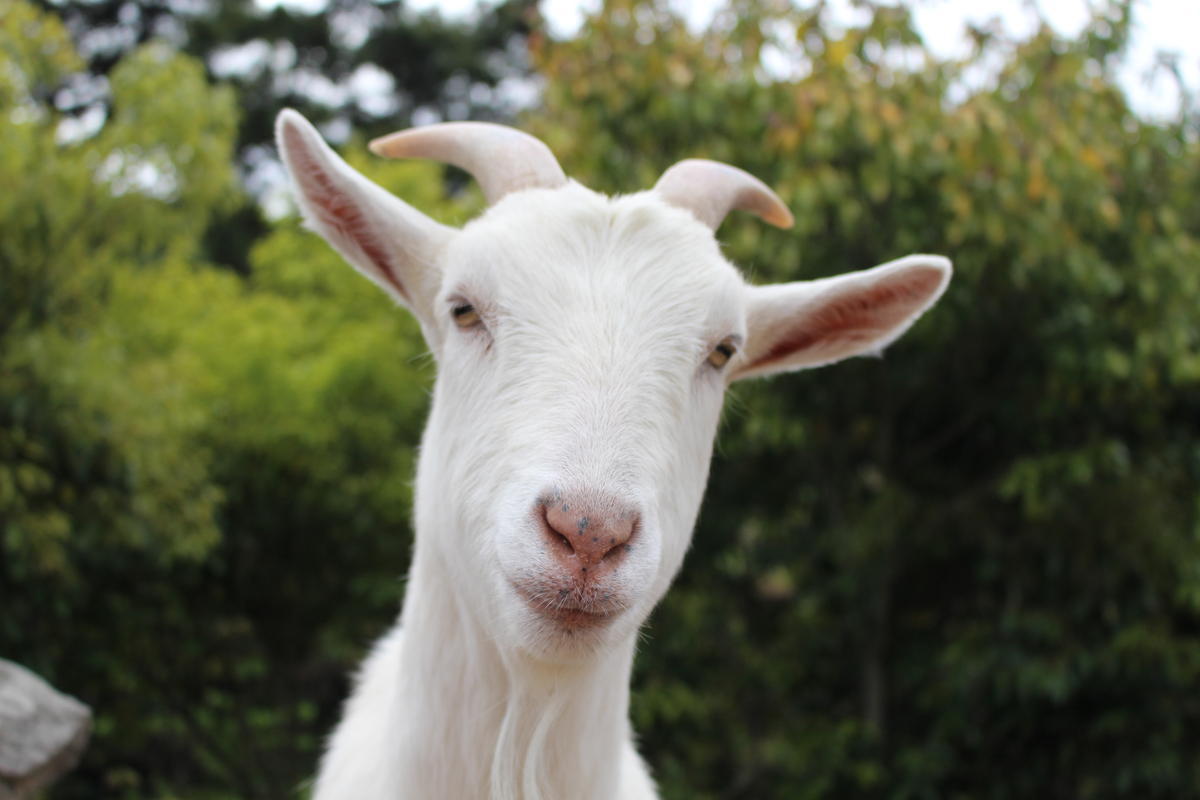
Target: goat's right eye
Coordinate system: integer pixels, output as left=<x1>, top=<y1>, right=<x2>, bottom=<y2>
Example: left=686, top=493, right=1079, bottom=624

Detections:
left=707, top=337, right=738, bottom=369
left=452, top=303, right=481, bottom=329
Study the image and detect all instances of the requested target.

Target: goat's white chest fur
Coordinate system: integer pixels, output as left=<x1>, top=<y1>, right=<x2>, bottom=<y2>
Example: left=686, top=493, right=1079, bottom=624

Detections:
left=276, top=110, right=951, bottom=800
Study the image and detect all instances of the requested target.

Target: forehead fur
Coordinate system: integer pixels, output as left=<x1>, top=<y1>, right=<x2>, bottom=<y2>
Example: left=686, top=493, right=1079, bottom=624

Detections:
left=441, top=182, right=744, bottom=335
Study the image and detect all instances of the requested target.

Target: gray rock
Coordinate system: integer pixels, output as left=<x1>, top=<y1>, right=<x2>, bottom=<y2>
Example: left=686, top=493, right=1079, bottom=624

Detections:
left=0, top=660, right=91, bottom=799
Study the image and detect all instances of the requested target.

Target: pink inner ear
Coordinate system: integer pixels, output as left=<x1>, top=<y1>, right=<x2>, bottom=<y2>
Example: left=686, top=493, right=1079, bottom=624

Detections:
left=285, top=127, right=410, bottom=303
left=753, top=267, right=945, bottom=369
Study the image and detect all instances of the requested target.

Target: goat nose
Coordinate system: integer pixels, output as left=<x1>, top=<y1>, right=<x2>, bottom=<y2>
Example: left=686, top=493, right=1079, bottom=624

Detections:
left=540, top=493, right=638, bottom=580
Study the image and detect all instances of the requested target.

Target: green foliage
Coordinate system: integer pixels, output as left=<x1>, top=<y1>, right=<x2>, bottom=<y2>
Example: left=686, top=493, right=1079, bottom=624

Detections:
left=42, top=0, right=541, bottom=146
left=2, top=0, right=1198, bottom=797
left=533, top=1, right=1200, bottom=797
left=0, top=4, right=455, bottom=795
left=1, top=0, right=237, bottom=576
left=37, top=0, right=537, bottom=273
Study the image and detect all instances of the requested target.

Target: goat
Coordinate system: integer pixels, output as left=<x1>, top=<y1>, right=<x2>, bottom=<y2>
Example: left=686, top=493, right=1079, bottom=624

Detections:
left=275, top=109, right=951, bottom=800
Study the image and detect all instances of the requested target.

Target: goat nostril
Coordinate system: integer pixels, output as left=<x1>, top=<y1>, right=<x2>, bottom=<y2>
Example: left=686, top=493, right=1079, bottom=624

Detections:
left=541, top=505, right=575, bottom=554
left=600, top=537, right=618, bottom=561
left=540, top=493, right=639, bottom=569
left=600, top=520, right=637, bottom=561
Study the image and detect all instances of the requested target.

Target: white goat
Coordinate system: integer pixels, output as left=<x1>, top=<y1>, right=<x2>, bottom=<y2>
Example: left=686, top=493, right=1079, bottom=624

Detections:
left=276, top=109, right=951, bottom=800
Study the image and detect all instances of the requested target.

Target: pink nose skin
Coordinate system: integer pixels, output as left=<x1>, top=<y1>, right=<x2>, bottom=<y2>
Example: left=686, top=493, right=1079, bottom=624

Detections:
left=539, top=493, right=638, bottom=583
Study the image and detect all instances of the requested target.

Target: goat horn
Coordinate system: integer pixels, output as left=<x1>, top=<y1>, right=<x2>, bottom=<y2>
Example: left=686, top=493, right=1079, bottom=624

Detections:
left=369, top=122, right=567, bottom=205
left=654, top=159, right=794, bottom=230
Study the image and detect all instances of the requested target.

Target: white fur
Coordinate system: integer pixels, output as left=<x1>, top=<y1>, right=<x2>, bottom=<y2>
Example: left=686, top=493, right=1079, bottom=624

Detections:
left=276, top=110, right=951, bottom=800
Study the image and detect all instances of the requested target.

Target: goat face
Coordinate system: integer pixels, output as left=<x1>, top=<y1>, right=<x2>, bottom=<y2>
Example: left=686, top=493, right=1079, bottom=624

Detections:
left=276, top=111, right=951, bottom=663
left=425, top=187, right=742, bottom=659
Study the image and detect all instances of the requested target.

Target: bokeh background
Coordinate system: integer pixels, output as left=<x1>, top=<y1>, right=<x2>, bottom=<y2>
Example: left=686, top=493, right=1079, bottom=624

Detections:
left=3, top=0, right=1199, bottom=797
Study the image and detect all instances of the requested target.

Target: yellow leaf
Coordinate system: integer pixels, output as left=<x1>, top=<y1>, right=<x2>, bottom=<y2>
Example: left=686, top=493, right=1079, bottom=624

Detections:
left=1080, top=146, right=1105, bottom=171
left=879, top=100, right=902, bottom=127
left=1099, top=197, right=1120, bottom=228
left=1026, top=163, right=1046, bottom=201
left=827, top=37, right=849, bottom=68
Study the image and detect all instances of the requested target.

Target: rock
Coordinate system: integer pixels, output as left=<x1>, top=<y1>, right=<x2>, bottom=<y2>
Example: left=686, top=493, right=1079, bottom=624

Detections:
left=0, top=660, right=91, bottom=799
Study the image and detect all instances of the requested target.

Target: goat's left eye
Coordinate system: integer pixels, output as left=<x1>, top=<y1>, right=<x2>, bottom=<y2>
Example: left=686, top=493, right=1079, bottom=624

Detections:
left=452, top=303, right=481, bottom=329
left=708, top=338, right=737, bottom=369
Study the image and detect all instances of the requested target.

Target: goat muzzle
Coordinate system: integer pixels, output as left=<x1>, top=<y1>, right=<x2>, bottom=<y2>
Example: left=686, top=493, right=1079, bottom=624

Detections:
left=536, top=491, right=639, bottom=586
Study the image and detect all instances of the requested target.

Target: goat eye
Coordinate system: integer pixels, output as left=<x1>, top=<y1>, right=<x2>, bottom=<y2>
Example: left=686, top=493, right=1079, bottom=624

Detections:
left=452, top=303, right=481, bottom=329
left=708, top=338, right=737, bottom=369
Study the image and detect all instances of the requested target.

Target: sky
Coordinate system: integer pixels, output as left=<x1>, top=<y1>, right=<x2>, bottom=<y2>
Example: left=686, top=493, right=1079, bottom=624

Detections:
left=251, top=0, right=1197, bottom=217
left=402, top=0, right=1199, bottom=119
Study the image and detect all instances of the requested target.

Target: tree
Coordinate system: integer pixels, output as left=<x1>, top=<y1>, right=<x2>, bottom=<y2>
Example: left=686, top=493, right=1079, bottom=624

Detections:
left=1, top=0, right=236, bottom=581
left=2, top=4, right=468, bottom=795
left=530, top=2, right=1200, bottom=797
left=5, top=0, right=1199, bottom=797
left=37, top=0, right=540, bottom=270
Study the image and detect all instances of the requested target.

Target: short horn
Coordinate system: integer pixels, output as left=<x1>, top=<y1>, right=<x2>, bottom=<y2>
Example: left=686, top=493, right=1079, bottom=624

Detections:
left=654, top=159, right=793, bottom=230
left=369, top=122, right=567, bottom=205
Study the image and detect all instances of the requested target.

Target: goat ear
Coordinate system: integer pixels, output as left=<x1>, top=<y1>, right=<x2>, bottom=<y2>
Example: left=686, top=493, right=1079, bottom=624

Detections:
left=732, top=255, right=951, bottom=381
left=275, top=109, right=452, bottom=326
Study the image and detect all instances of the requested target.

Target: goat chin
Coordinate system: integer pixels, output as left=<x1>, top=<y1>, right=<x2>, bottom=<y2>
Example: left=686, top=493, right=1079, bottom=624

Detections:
left=313, top=552, right=660, bottom=800
left=277, top=109, right=951, bottom=799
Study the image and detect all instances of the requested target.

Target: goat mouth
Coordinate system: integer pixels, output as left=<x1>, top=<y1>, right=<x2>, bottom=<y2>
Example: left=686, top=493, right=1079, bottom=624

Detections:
left=511, top=583, right=622, bottom=630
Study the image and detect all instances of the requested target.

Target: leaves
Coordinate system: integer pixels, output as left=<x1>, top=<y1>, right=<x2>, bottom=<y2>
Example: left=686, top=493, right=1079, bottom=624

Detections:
left=532, top=1, right=1200, bottom=797
left=3, top=0, right=1200, bottom=798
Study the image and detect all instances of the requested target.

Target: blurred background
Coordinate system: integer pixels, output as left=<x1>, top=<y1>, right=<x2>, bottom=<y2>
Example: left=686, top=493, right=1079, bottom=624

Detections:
left=2, top=0, right=1198, bottom=797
